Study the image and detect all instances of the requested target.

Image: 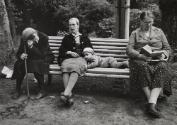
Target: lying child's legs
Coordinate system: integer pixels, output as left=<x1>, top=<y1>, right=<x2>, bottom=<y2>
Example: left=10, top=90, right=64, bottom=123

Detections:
left=109, top=57, right=129, bottom=68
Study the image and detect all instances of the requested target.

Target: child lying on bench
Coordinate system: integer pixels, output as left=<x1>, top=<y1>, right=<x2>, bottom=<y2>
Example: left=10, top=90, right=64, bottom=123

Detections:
left=83, top=47, right=129, bottom=69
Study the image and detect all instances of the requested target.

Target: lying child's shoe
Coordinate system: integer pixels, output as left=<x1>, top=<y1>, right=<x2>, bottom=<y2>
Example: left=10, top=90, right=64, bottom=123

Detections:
left=122, top=60, right=129, bottom=68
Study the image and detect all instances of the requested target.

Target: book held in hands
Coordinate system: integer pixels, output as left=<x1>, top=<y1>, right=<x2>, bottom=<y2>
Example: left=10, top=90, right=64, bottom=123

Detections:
left=140, top=45, right=163, bottom=60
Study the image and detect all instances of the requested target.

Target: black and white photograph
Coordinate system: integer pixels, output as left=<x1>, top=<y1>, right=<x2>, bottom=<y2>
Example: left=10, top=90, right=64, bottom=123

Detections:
left=0, top=0, right=177, bottom=124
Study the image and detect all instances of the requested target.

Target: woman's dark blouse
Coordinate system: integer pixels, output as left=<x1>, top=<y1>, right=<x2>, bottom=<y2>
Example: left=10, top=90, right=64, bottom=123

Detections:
left=58, top=34, right=93, bottom=65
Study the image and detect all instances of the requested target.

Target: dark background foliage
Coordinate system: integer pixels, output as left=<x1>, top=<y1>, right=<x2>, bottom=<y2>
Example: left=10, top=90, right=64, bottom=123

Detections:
left=6, top=0, right=177, bottom=48
left=12, top=0, right=114, bottom=37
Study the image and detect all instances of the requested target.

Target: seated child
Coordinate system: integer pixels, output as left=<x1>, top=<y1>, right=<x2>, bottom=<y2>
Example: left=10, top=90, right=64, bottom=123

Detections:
left=83, top=47, right=129, bottom=69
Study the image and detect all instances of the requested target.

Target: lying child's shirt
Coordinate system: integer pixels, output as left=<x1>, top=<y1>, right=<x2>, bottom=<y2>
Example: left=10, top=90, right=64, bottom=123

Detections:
left=87, top=55, right=128, bottom=69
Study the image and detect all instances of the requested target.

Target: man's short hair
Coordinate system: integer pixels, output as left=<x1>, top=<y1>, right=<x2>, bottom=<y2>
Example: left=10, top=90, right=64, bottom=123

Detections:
left=69, top=18, right=79, bottom=25
left=22, top=27, right=37, bottom=41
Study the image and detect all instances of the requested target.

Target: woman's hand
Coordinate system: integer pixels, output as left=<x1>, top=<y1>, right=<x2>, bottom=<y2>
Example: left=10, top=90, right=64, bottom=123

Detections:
left=66, top=51, right=79, bottom=57
left=20, top=53, right=28, bottom=60
left=160, top=53, right=168, bottom=61
left=138, top=54, right=151, bottom=61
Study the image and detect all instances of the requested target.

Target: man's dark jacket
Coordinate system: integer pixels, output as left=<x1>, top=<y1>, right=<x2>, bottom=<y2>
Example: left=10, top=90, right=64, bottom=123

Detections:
left=13, top=32, right=54, bottom=77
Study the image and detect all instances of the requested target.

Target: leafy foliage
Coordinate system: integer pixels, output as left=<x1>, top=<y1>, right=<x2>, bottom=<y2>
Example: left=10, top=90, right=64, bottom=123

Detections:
left=159, top=0, right=177, bottom=49
left=130, top=2, right=161, bottom=34
left=12, top=0, right=114, bottom=36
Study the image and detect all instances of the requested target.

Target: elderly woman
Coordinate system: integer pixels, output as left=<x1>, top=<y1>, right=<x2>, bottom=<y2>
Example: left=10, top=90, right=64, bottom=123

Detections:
left=127, top=11, right=172, bottom=118
left=58, top=18, right=92, bottom=106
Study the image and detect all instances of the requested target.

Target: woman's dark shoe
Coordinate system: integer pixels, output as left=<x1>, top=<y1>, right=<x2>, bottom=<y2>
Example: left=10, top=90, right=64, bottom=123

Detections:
left=60, top=93, right=68, bottom=104
left=60, top=93, right=74, bottom=107
left=158, top=95, right=167, bottom=103
left=67, top=96, right=74, bottom=106
left=147, top=103, right=163, bottom=118
left=35, top=91, right=47, bottom=99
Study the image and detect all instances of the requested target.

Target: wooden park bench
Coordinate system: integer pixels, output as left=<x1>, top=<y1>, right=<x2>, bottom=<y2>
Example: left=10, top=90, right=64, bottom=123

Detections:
left=48, top=36, right=130, bottom=93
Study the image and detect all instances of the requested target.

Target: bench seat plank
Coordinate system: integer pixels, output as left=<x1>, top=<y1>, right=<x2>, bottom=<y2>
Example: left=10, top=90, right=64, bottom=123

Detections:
left=85, top=73, right=129, bottom=78
left=49, top=70, right=129, bottom=78
left=49, top=36, right=128, bottom=42
left=49, top=64, right=129, bottom=75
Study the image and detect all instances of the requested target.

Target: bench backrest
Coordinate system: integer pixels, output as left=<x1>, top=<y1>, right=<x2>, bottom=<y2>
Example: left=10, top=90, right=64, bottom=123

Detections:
left=48, top=36, right=129, bottom=64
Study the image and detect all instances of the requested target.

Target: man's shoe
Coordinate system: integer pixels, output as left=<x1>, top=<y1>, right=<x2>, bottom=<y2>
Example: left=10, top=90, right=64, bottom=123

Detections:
left=147, top=103, right=163, bottom=118
left=11, top=92, right=21, bottom=99
left=35, top=92, right=46, bottom=99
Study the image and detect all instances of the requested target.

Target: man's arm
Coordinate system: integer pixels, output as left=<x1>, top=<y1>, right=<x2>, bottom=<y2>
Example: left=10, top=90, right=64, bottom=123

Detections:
left=16, top=39, right=25, bottom=60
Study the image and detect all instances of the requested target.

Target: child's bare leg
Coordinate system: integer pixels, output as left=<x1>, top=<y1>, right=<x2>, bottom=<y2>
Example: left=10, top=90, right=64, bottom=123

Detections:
left=110, top=60, right=123, bottom=68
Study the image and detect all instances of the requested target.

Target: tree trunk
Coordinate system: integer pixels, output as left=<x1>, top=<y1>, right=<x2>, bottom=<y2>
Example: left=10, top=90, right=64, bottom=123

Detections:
left=0, top=0, right=14, bottom=64
left=5, top=0, right=16, bottom=41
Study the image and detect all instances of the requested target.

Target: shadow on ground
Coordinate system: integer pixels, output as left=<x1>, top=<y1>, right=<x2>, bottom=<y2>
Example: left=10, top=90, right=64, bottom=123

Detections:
left=0, top=63, right=177, bottom=125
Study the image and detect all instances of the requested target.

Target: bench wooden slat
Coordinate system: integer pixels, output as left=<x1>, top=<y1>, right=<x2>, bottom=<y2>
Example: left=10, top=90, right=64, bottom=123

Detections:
left=93, top=46, right=126, bottom=50
left=50, top=47, right=59, bottom=50
left=50, top=45, right=126, bottom=52
left=94, top=49, right=126, bottom=53
left=50, top=46, right=126, bottom=50
left=49, top=71, right=129, bottom=78
left=49, top=36, right=63, bottom=38
left=49, top=36, right=129, bottom=42
left=52, top=58, right=127, bottom=63
left=96, top=53, right=127, bottom=58
left=91, top=42, right=127, bottom=46
left=87, top=68, right=129, bottom=74
left=51, top=50, right=126, bottom=54
left=49, top=71, right=62, bottom=74
left=85, top=73, right=129, bottom=78
left=49, top=41, right=127, bottom=46
left=49, top=65, right=129, bottom=74
left=52, top=53, right=127, bottom=58
left=49, top=39, right=62, bottom=43
left=49, top=43, right=61, bottom=47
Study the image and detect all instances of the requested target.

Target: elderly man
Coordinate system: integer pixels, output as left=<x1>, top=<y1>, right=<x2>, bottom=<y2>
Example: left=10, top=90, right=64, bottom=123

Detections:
left=12, top=27, right=54, bottom=99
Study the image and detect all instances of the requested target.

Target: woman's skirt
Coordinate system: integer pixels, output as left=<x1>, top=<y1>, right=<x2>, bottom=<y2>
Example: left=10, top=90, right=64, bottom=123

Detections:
left=129, top=60, right=173, bottom=96
left=61, top=57, right=87, bottom=76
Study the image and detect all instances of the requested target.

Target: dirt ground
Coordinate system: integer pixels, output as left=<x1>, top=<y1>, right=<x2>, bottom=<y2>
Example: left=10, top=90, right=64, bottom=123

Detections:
left=0, top=64, right=177, bottom=125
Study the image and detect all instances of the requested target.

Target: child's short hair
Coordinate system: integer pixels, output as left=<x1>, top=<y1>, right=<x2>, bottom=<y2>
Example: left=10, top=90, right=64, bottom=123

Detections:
left=83, top=47, right=94, bottom=55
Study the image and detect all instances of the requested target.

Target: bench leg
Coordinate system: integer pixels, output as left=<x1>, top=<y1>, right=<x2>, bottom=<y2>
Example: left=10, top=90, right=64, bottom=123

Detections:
left=47, top=74, right=52, bottom=86
left=122, top=79, right=130, bottom=95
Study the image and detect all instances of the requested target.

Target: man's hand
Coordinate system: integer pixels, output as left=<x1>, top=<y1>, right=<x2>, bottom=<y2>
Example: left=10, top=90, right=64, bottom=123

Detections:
left=20, top=53, right=28, bottom=60
left=27, top=40, right=34, bottom=48
left=66, top=51, right=79, bottom=57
